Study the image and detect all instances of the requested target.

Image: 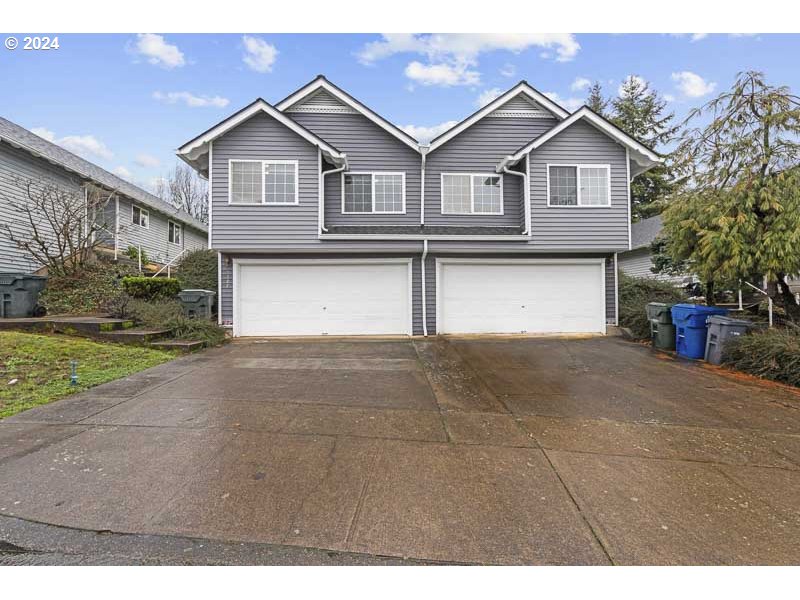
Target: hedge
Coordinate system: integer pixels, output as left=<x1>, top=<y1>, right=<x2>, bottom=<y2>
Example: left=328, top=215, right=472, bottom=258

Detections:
left=121, top=276, right=181, bottom=300
left=721, top=327, right=800, bottom=387
left=618, top=273, right=686, bottom=339
left=176, top=249, right=217, bottom=293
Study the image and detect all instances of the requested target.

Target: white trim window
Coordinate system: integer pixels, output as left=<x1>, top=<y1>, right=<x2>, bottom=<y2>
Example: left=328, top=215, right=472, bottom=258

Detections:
left=168, top=220, right=182, bottom=246
left=342, top=172, right=405, bottom=214
left=132, top=204, right=149, bottom=228
left=228, top=159, right=299, bottom=205
left=547, top=164, right=611, bottom=207
left=441, top=173, right=503, bottom=215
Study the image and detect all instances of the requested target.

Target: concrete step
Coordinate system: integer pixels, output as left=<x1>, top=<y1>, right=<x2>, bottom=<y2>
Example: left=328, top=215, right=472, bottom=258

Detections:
left=97, top=328, right=172, bottom=346
left=149, top=339, right=206, bottom=353
left=0, top=316, right=134, bottom=336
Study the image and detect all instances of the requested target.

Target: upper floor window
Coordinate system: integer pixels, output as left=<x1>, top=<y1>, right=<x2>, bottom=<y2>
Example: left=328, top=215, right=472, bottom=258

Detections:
left=229, top=160, right=299, bottom=205
left=342, top=172, right=405, bottom=214
left=132, top=205, right=149, bottom=228
left=547, top=164, right=610, bottom=207
left=168, top=220, right=182, bottom=245
left=441, top=173, right=503, bottom=215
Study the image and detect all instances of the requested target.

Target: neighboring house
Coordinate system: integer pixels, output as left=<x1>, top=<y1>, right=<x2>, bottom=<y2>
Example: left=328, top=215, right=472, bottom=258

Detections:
left=0, top=116, right=207, bottom=274
left=618, top=215, right=692, bottom=284
left=178, top=76, right=661, bottom=337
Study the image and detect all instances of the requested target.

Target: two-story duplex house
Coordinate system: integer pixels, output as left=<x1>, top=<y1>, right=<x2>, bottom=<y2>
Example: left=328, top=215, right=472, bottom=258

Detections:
left=0, top=117, right=207, bottom=274
left=178, top=76, right=661, bottom=337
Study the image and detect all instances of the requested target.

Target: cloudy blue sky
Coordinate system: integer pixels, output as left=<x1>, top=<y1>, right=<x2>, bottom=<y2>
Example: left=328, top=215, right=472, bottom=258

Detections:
left=1, top=33, right=797, bottom=190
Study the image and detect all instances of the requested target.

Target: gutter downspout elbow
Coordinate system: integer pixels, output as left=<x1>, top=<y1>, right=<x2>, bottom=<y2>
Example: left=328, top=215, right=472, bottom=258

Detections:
left=420, top=239, right=429, bottom=337
left=320, top=154, right=348, bottom=233
left=501, top=164, right=529, bottom=235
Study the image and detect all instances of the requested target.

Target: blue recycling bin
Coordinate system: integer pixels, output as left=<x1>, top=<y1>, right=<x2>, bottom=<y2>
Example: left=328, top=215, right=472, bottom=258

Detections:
left=670, top=304, right=729, bottom=359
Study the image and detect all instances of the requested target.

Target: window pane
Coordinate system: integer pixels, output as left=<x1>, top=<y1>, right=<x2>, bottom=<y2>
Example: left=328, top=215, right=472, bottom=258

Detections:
left=442, top=174, right=471, bottom=214
left=472, top=175, right=502, bottom=214
left=265, top=162, right=297, bottom=204
left=549, top=166, right=577, bottom=206
left=344, top=174, right=372, bottom=212
left=231, top=161, right=262, bottom=204
left=579, top=167, right=609, bottom=206
left=374, top=174, right=403, bottom=213
left=132, top=206, right=140, bottom=225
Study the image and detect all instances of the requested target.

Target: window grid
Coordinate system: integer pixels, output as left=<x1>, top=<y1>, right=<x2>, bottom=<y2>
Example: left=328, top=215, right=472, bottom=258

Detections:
left=472, top=175, right=502, bottom=214
left=230, top=161, right=262, bottom=204
left=442, top=174, right=503, bottom=215
left=264, top=162, right=297, bottom=205
left=132, top=205, right=149, bottom=228
left=547, top=165, right=610, bottom=207
left=168, top=221, right=182, bottom=245
left=343, top=174, right=372, bottom=213
left=373, top=174, right=404, bottom=213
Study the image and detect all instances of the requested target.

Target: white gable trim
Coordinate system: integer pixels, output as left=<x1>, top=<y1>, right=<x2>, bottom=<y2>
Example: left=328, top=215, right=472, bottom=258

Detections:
left=177, top=99, right=344, bottom=164
left=506, top=107, right=662, bottom=166
left=427, top=83, right=570, bottom=153
left=276, top=78, right=420, bottom=153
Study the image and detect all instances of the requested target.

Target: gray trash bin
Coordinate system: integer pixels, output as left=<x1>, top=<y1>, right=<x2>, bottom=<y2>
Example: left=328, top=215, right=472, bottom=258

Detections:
left=704, top=315, right=753, bottom=365
left=177, top=289, right=216, bottom=319
left=0, top=273, right=48, bottom=318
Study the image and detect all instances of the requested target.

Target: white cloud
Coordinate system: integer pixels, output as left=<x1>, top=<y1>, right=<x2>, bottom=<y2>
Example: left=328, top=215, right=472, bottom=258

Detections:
left=400, top=120, right=459, bottom=144
left=669, top=33, right=708, bottom=42
left=544, top=92, right=583, bottom=112
left=358, top=33, right=579, bottom=88
left=242, top=35, right=278, bottom=73
left=32, top=126, right=113, bottom=159
left=618, top=75, right=648, bottom=97
left=132, top=33, right=185, bottom=69
left=113, top=166, right=132, bottom=179
left=671, top=71, right=716, bottom=97
left=404, top=61, right=479, bottom=87
left=31, top=127, right=55, bottom=142
left=134, top=153, right=160, bottom=168
left=570, top=77, right=591, bottom=92
left=152, top=91, right=230, bottom=108
left=500, top=63, right=516, bottom=78
left=730, top=33, right=759, bottom=38
left=476, top=88, right=504, bottom=107
left=664, top=94, right=676, bottom=103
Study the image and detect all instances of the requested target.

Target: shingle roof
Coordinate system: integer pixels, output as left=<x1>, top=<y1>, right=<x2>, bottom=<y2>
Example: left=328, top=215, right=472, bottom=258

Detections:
left=630, top=215, right=663, bottom=249
left=0, top=116, right=207, bottom=232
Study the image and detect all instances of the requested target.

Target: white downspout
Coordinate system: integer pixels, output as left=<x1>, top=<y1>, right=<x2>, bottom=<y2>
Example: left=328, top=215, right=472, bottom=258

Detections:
left=501, top=164, right=529, bottom=235
left=114, top=194, right=119, bottom=260
left=320, top=153, right=348, bottom=234
left=420, top=239, right=428, bottom=337
left=83, top=186, right=89, bottom=239
left=420, top=147, right=428, bottom=227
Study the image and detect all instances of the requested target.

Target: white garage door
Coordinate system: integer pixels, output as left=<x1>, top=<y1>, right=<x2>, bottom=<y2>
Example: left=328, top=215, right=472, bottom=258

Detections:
left=235, top=260, right=412, bottom=336
left=437, top=260, right=605, bottom=335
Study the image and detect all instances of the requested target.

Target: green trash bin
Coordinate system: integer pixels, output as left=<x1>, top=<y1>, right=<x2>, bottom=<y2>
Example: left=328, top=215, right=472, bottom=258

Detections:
left=0, top=273, right=48, bottom=318
left=177, top=289, right=216, bottom=319
left=646, top=302, right=676, bottom=350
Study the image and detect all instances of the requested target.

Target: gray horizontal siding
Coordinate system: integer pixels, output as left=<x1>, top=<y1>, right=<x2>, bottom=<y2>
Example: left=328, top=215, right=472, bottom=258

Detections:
left=529, top=121, right=629, bottom=251
left=288, top=112, right=421, bottom=227
left=0, top=142, right=83, bottom=273
left=211, top=113, right=320, bottom=249
left=605, top=256, right=616, bottom=323
left=425, top=117, right=557, bottom=227
left=618, top=247, right=690, bottom=284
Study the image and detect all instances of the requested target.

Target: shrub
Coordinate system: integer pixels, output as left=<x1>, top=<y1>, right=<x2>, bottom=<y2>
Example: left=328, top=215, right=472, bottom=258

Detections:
left=721, top=327, right=800, bottom=387
left=619, top=273, right=686, bottom=339
left=38, top=259, right=138, bottom=315
left=176, top=249, right=217, bottom=293
left=126, top=298, right=227, bottom=346
left=122, top=276, right=181, bottom=300
left=123, top=245, right=149, bottom=265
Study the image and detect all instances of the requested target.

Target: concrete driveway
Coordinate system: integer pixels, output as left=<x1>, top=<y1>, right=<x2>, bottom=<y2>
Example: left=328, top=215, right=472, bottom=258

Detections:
left=1, top=336, right=800, bottom=565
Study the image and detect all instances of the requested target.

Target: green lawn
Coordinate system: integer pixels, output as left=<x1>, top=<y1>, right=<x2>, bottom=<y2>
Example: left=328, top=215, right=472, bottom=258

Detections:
left=0, top=331, right=176, bottom=419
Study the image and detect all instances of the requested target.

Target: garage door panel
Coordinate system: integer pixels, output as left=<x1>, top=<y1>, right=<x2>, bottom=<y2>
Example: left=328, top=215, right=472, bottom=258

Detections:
left=237, top=262, right=410, bottom=336
left=439, top=261, right=604, bottom=335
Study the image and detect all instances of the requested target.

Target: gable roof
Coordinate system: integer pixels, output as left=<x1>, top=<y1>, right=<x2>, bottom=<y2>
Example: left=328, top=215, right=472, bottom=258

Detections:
left=177, top=97, right=347, bottom=176
left=0, top=116, right=207, bottom=232
left=275, top=76, right=420, bottom=152
left=630, top=215, right=664, bottom=250
left=426, top=81, right=570, bottom=153
left=499, top=106, right=662, bottom=175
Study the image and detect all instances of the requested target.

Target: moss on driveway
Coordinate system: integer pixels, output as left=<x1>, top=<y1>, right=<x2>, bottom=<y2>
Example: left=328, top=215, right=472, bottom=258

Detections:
left=0, top=331, right=175, bottom=419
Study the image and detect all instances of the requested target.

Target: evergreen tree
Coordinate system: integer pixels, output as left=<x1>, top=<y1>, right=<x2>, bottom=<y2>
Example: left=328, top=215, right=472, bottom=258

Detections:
left=586, top=82, right=608, bottom=115
left=661, top=71, right=800, bottom=316
left=611, top=76, right=680, bottom=220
